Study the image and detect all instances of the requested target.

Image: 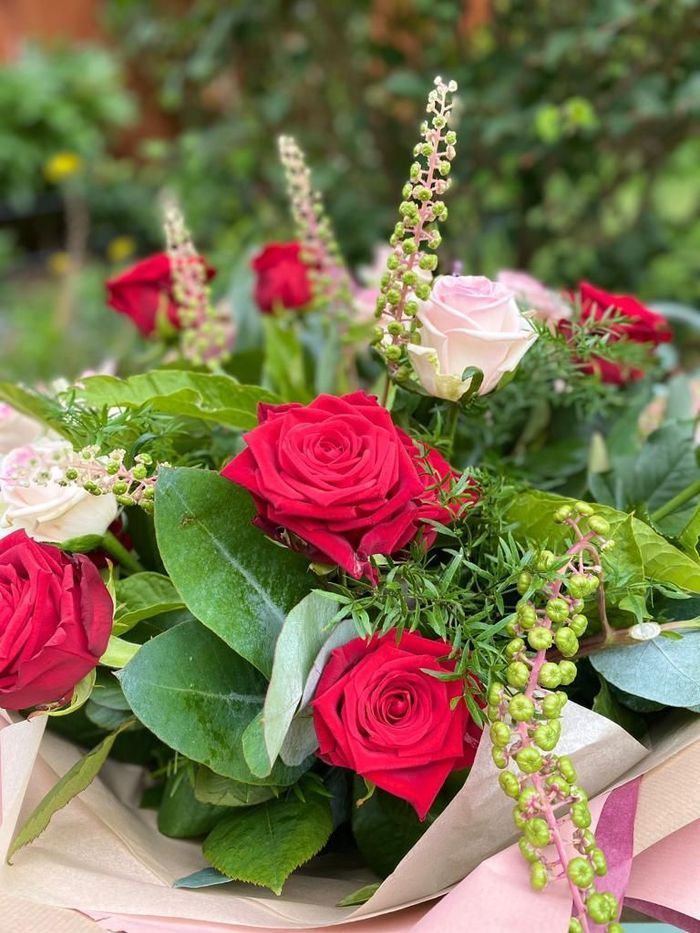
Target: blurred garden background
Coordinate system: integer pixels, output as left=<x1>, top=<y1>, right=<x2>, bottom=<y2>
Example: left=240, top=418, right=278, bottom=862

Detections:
left=1, top=0, right=699, bottom=383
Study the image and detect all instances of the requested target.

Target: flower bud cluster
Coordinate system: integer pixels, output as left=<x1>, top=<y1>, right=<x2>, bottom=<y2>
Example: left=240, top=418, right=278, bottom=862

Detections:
left=489, top=502, right=621, bottom=933
left=278, top=135, right=354, bottom=313
left=373, top=76, right=458, bottom=375
left=163, top=200, right=233, bottom=368
left=3, top=442, right=163, bottom=514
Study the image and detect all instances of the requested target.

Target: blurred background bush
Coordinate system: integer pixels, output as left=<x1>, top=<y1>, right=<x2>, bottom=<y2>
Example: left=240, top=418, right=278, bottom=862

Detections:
left=1, top=0, right=699, bottom=380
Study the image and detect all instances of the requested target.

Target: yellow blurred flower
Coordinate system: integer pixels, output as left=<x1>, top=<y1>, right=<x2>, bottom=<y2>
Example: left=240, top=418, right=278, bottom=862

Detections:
left=44, top=152, right=83, bottom=184
left=107, top=236, right=137, bottom=264
left=47, top=251, right=72, bottom=277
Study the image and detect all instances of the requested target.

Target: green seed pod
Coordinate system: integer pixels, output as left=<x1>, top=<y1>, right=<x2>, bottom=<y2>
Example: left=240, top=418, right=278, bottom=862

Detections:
left=602, top=892, right=619, bottom=917
left=524, top=816, right=551, bottom=848
left=528, top=626, right=553, bottom=651
left=530, top=861, right=548, bottom=891
left=574, top=501, right=594, bottom=516
left=571, top=801, right=592, bottom=829
left=586, top=892, right=613, bottom=925
left=546, top=598, right=570, bottom=624
left=533, top=724, right=558, bottom=751
left=555, top=628, right=579, bottom=658
left=517, top=602, right=538, bottom=629
left=558, top=660, right=577, bottom=685
left=559, top=755, right=577, bottom=783
left=607, top=924, right=624, bottom=933
left=590, top=847, right=608, bottom=876
left=519, top=837, right=540, bottom=863
left=554, top=505, right=572, bottom=523
left=509, top=695, right=536, bottom=722
left=567, top=856, right=594, bottom=889
left=487, top=682, right=504, bottom=706
left=505, top=621, right=519, bottom=637
left=588, top=515, right=610, bottom=536
left=506, top=661, right=530, bottom=689
left=517, top=786, right=539, bottom=812
left=512, top=806, right=528, bottom=830
left=536, top=549, right=556, bottom=572
left=544, top=774, right=570, bottom=797
left=549, top=719, right=562, bottom=743
left=491, top=746, right=508, bottom=769
left=486, top=704, right=500, bottom=722
left=517, top=571, right=533, bottom=594
left=499, top=771, right=520, bottom=798
left=542, top=693, right=563, bottom=719
left=506, top=638, right=525, bottom=658
left=515, top=747, right=543, bottom=774
left=490, top=721, right=511, bottom=748
left=580, top=829, right=596, bottom=852
left=568, top=920, right=583, bottom=933
left=570, top=784, right=588, bottom=803
left=569, top=614, right=588, bottom=637
left=538, top=662, right=562, bottom=689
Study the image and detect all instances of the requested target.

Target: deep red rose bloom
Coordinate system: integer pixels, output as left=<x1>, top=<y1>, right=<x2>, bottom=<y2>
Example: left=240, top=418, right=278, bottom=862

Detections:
left=106, top=252, right=216, bottom=336
left=0, top=530, right=113, bottom=710
left=221, top=391, right=470, bottom=580
left=312, top=631, right=482, bottom=819
left=573, top=281, right=672, bottom=384
left=252, top=242, right=312, bottom=313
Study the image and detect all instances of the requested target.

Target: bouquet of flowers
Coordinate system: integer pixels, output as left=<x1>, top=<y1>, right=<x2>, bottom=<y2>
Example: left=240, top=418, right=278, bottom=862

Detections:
left=1, top=78, right=699, bottom=933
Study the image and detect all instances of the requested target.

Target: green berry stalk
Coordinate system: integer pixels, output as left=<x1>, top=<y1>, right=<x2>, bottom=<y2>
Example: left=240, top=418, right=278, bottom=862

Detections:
left=489, top=502, right=622, bottom=933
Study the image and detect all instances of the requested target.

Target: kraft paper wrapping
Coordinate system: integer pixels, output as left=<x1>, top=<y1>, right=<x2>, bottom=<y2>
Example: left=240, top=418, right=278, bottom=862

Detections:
left=0, top=705, right=697, bottom=931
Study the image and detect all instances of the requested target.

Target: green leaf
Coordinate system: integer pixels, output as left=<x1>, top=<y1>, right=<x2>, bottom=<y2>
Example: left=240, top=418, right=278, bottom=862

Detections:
left=0, top=382, right=69, bottom=437
left=507, top=490, right=700, bottom=594
left=8, top=719, right=133, bottom=860
left=622, top=422, right=698, bottom=517
left=114, top=572, right=185, bottom=635
left=590, top=632, right=700, bottom=707
left=158, top=771, right=230, bottom=839
left=679, top=504, right=700, bottom=557
left=262, top=316, right=312, bottom=402
left=154, top=467, right=312, bottom=676
left=202, top=794, right=333, bottom=894
left=262, top=592, right=343, bottom=768
left=194, top=768, right=278, bottom=808
left=592, top=678, right=647, bottom=741
left=337, top=882, right=381, bottom=908
left=71, top=371, right=280, bottom=430
left=174, top=868, right=231, bottom=889
left=118, top=620, right=308, bottom=785
left=100, top=635, right=140, bottom=669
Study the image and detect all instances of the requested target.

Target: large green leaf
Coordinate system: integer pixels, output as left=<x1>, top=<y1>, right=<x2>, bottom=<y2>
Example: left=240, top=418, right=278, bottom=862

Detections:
left=202, top=794, right=333, bottom=894
left=114, top=572, right=185, bottom=635
left=72, top=371, right=279, bottom=430
left=590, top=632, right=700, bottom=707
left=154, top=467, right=312, bottom=676
left=118, top=620, right=307, bottom=785
left=621, top=422, right=698, bottom=517
left=157, top=771, right=229, bottom=839
left=8, top=719, right=133, bottom=860
left=508, top=490, right=700, bottom=593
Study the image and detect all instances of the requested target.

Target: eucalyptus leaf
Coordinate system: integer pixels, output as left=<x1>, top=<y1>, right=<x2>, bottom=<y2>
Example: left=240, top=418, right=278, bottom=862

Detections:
left=590, top=632, right=700, bottom=707
left=592, top=678, right=647, bottom=741
left=154, top=467, right=312, bottom=676
left=174, top=868, right=231, bottom=889
left=202, top=794, right=333, bottom=895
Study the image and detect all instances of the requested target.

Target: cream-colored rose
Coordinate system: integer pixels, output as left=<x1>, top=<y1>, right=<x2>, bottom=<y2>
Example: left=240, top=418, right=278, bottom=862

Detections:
left=0, top=440, right=118, bottom=543
left=408, top=275, right=538, bottom=400
left=0, top=404, right=43, bottom=454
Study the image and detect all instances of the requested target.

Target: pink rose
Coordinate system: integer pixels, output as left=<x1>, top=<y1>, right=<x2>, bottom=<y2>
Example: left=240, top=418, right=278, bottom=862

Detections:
left=496, top=270, right=571, bottom=324
left=408, top=275, right=538, bottom=399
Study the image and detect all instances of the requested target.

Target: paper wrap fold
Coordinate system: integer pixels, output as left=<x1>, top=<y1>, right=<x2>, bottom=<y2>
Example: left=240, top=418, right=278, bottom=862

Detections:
left=0, top=705, right=698, bottom=932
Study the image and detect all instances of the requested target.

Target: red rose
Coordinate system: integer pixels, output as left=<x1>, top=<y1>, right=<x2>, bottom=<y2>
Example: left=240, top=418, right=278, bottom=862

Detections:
left=106, top=252, right=216, bottom=337
left=252, top=242, right=312, bottom=313
left=574, top=281, right=672, bottom=384
left=312, top=631, right=482, bottom=819
left=0, top=530, right=113, bottom=710
left=221, top=391, right=468, bottom=580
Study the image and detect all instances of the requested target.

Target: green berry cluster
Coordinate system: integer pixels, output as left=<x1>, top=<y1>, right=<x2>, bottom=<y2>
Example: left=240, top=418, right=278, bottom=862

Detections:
left=489, top=502, right=621, bottom=933
left=373, top=76, right=458, bottom=375
left=65, top=447, right=162, bottom=513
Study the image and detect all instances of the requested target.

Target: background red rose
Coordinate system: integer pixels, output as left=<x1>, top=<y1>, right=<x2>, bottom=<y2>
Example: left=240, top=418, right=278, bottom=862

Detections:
left=106, top=252, right=216, bottom=336
left=221, top=391, right=465, bottom=580
left=575, top=281, right=672, bottom=384
left=312, top=630, right=482, bottom=819
left=0, top=530, right=113, bottom=710
left=251, top=241, right=312, bottom=313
